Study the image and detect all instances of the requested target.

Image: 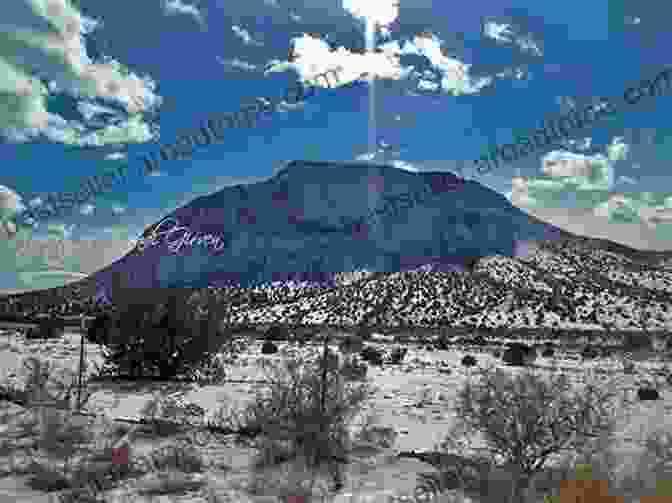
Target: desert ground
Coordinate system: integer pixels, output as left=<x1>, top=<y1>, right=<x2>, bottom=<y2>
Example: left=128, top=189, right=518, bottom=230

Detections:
left=1, top=325, right=672, bottom=503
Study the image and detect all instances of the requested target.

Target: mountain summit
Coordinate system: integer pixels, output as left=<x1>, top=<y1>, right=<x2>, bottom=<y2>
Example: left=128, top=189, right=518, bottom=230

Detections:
left=89, top=160, right=572, bottom=292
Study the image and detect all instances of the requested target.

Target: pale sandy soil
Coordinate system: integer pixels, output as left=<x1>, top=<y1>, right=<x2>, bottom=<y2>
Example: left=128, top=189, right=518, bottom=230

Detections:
left=1, top=329, right=672, bottom=502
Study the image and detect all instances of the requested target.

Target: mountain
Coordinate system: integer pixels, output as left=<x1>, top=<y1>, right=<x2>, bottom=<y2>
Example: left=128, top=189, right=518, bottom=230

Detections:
left=86, top=159, right=572, bottom=293
left=4, top=160, right=672, bottom=333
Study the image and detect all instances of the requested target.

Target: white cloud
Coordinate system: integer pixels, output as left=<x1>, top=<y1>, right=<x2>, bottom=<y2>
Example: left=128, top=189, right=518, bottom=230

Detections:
left=401, top=33, right=492, bottom=96
left=511, top=137, right=672, bottom=248
left=390, top=160, right=419, bottom=172
left=163, top=0, right=205, bottom=27
left=46, top=222, right=74, bottom=239
left=482, top=20, right=543, bottom=56
left=0, top=0, right=161, bottom=146
left=342, top=0, right=399, bottom=27
left=607, top=136, right=629, bottom=161
left=0, top=185, right=25, bottom=219
left=232, top=25, right=263, bottom=46
left=541, top=152, right=595, bottom=178
left=216, top=56, right=258, bottom=72
left=483, top=21, right=515, bottom=42
left=265, top=23, right=505, bottom=101
left=616, top=175, right=638, bottom=185
left=79, top=203, right=94, bottom=215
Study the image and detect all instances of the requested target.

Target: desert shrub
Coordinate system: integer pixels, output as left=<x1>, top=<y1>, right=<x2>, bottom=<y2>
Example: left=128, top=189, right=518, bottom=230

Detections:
left=339, top=356, right=368, bottom=381
left=360, top=345, right=384, bottom=366
left=144, top=442, right=206, bottom=473
left=582, top=346, right=600, bottom=359
left=262, top=340, right=278, bottom=354
left=136, top=471, right=206, bottom=496
left=264, top=325, right=290, bottom=342
left=623, top=332, right=652, bottom=352
left=440, top=364, right=627, bottom=502
left=388, top=346, right=408, bottom=365
left=26, top=318, right=63, bottom=340
left=241, top=346, right=374, bottom=488
left=637, top=387, right=660, bottom=401
left=435, top=334, right=450, bottom=350
left=501, top=343, right=534, bottom=366
left=85, top=313, right=114, bottom=345
left=8, top=358, right=129, bottom=497
left=355, top=325, right=372, bottom=341
left=101, top=272, right=229, bottom=379
left=472, top=335, right=488, bottom=346
left=138, top=391, right=208, bottom=438
left=461, top=355, right=477, bottom=367
left=339, top=335, right=364, bottom=355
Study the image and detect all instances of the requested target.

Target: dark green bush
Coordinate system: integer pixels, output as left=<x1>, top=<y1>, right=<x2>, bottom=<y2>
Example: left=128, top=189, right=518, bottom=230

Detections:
left=101, top=272, right=229, bottom=379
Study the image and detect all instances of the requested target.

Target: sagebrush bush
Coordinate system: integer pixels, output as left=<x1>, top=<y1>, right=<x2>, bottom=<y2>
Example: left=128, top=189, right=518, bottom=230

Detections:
left=438, top=364, right=630, bottom=503
left=241, top=345, right=374, bottom=489
left=7, top=357, right=124, bottom=498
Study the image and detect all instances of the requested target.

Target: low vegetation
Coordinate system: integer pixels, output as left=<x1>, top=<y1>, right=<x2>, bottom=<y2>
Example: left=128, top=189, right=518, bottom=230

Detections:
left=3, top=294, right=672, bottom=502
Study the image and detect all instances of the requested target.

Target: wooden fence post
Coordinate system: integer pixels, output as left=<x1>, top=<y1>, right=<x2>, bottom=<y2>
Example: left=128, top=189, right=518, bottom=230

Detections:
left=77, top=331, right=86, bottom=411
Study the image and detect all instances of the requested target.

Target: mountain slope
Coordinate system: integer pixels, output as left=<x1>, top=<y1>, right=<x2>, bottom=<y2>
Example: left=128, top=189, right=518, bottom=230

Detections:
left=5, top=160, right=672, bottom=334
left=89, top=160, right=571, bottom=292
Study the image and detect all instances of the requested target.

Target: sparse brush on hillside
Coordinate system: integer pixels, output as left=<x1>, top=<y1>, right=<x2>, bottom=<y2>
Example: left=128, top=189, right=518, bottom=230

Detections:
left=434, top=364, right=632, bottom=503
left=241, top=337, right=375, bottom=491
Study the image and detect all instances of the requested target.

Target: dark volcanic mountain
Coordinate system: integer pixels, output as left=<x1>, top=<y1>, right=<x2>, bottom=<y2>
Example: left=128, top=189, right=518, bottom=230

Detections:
left=4, top=160, right=672, bottom=332
left=87, top=160, right=571, bottom=292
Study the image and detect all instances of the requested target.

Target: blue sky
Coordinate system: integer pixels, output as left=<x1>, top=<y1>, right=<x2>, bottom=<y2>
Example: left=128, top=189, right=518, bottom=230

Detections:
left=0, top=0, right=671, bottom=294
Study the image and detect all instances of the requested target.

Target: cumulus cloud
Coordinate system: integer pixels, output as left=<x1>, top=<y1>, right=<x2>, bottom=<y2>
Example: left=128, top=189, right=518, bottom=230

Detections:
left=215, top=56, right=258, bottom=72
left=510, top=137, right=672, bottom=249
left=0, top=185, right=25, bottom=220
left=342, top=0, right=399, bottom=27
left=80, top=203, right=94, bottom=215
left=104, top=151, right=126, bottom=160
left=0, top=0, right=162, bottom=146
left=163, top=0, right=205, bottom=27
left=616, top=175, right=638, bottom=185
left=232, top=25, right=263, bottom=46
left=482, top=20, right=543, bottom=56
left=390, top=160, right=420, bottom=172
left=265, top=27, right=492, bottom=99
